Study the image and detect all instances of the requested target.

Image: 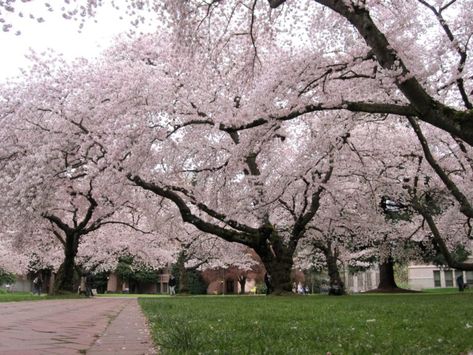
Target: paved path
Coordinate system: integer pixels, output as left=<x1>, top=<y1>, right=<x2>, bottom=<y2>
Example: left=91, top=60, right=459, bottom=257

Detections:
left=0, top=298, right=157, bottom=354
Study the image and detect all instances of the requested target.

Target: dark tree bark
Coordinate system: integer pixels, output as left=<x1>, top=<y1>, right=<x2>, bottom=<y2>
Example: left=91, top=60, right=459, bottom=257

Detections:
left=256, top=242, right=295, bottom=294
left=176, top=250, right=189, bottom=293
left=238, top=275, right=247, bottom=294
left=324, top=246, right=345, bottom=296
left=42, top=188, right=107, bottom=294
left=54, top=231, right=80, bottom=293
left=364, top=257, right=418, bottom=293
left=377, top=257, right=398, bottom=290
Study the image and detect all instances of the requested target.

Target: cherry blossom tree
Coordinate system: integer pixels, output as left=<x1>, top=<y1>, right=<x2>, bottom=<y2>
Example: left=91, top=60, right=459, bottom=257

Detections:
left=0, top=54, right=157, bottom=292
left=155, top=0, right=473, bottom=271
left=405, top=119, right=473, bottom=270
left=0, top=234, right=32, bottom=275
left=3, top=1, right=470, bottom=144
left=2, top=0, right=472, bottom=290
left=346, top=115, right=473, bottom=274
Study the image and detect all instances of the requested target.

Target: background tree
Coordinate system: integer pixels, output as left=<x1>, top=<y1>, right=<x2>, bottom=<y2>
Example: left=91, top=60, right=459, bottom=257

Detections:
left=0, top=58, right=156, bottom=292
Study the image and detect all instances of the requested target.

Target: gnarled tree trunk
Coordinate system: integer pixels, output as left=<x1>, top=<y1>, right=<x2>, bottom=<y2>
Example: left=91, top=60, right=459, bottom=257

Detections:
left=256, top=239, right=295, bottom=295
left=176, top=251, right=189, bottom=294
left=238, top=275, right=247, bottom=294
left=366, top=256, right=417, bottom=293
left=324, top=247, right=345, bottom=296
left=377, top=257, right=398, bottom=290
left=54, top=232, right=80, bottom=293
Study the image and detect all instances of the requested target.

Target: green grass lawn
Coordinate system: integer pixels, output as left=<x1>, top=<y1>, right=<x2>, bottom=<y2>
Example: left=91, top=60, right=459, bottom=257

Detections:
left=0, top=291, right=81, bottom=302
left=96, top=293, right=170, bottom=298
left=140, top=293, right=473, bottom=355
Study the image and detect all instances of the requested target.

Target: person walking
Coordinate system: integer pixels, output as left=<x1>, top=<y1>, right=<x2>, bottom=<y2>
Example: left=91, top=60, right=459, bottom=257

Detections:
left=264, top=273, right=272, bottom=295
left=85, top=273, right=94, bottom=297
left=32, top=274, right=42, bottom=295
left=169, top=275, right=176, bottom=295
left=457, top=274, right=465, bottom=292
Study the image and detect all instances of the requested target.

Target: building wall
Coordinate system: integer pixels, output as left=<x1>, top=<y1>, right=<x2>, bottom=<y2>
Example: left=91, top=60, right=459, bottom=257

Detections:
left=2, top=271, right=54, bottom=294
left=408, top=265, right=437, bottom=289
left=408, top=261, right=473, bottom=290
left=0, top=274, right=31, bottom=292
left=343, top=267, right=379, bottom=293
left=106, top=271, right=170, bottom=294
left=202, top=267, right=263, bottom=294
left=106, top=273, right=119, bottom=293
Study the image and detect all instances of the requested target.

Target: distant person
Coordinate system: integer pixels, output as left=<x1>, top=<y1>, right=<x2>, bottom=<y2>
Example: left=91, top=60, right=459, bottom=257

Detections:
left=85, top=273, right=94, bottom=297
left=297, top=282, right=304, bottom=295
left=457, top=274, right=465, bottom=292
left=32, top=274, right=42, bottom=295
left=78, top=275, right=86, bottom=295
left=264, top=273, right=273, bottom=295
left=169, top=275, right=176, bottom=295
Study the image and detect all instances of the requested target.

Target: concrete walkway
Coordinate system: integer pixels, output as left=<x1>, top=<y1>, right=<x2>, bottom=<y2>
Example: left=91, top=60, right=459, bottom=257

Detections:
left=0, top=298, right=157, bottom=354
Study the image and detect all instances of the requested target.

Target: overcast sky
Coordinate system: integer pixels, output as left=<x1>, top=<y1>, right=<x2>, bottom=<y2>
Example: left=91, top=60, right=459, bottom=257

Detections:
left=0, top=3, right=133, bottom=82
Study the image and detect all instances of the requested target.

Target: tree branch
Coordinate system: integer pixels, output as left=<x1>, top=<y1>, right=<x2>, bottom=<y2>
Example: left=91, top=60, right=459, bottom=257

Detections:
left=408, top=117, right=473, bottom=218
left=311, top=0, right=473, bottom=146
left=422, top=213, right=473, bottom=270
left=128, top=174, right=258, bottom=246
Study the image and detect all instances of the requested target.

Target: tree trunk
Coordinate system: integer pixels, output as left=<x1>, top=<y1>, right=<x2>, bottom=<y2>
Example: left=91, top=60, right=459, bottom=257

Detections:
left=54, top=232, right=79, bottom=293
left=324, top=248, right=345, bottom=296
left=176, top=251, right=189, bottom=294
left=257, top=246, right=294, bottom=295
left=366, top=253, right=418, bottom=293
left=238, top=275, right=247, bottom=294
left=377, top=257, right=398, bottom=290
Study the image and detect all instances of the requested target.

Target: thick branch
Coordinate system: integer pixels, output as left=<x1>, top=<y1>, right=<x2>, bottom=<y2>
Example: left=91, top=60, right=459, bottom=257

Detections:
left=268, top=0, right=286, bottom=8
left=423, top=213, right=473, bottom=270
left=170, top=101, right=416, bottom=138
left=408, top=117, right=473, bottom=218
left=91, top=220, right=152, bottom=234
left=292, top=164, right=334, bottom=243
left=222, top=101, right=416, bottom=133
left=128, top=174, right=257, bottom=246
left=76, top=191, right=98, bottom=231
left=417, top=0, right=471, bottom=109
left=50, top=227, right=66, bottom=247
left=42, top=213, right=72, bottom=234
left=312, top=0, right=473, bottom=146
left=165, top=184, right=260, bottom=235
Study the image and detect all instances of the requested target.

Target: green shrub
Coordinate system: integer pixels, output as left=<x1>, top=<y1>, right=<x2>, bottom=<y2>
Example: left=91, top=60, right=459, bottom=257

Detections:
left=187, top=270, right=207, bottom=295
left=0, top=268, right=15, bottom=286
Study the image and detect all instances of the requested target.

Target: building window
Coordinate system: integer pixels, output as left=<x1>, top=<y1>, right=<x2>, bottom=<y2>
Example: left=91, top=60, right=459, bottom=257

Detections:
left=433, top=270, right=441, bottom=287
left=357, top=274, right=364, bottom=289
left=444, top=270, right=453, bottom=287
left=466, top=271, right=473, bottom=284
left=347, top=274, right=354, bottom=288
left=366, top=271, right=372, bottom=289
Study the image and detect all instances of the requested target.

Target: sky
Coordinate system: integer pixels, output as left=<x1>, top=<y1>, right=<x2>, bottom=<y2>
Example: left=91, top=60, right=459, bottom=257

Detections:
left=0, top=3, right=135, bottom=82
